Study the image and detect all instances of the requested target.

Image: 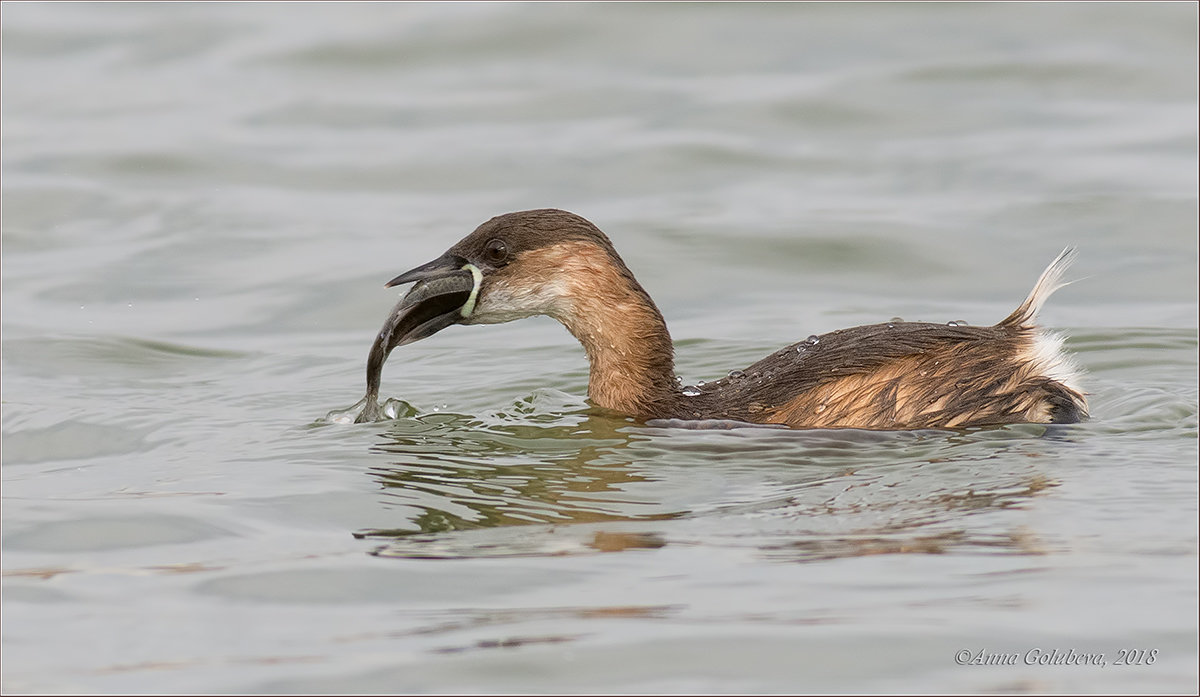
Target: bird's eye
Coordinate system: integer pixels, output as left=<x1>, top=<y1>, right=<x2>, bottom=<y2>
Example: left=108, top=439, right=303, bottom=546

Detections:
left=483, top=238, right=508, bottom=265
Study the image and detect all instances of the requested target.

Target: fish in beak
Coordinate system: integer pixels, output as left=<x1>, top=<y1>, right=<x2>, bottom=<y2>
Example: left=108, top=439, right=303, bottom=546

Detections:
left=355, top=253, right=483, bottom=423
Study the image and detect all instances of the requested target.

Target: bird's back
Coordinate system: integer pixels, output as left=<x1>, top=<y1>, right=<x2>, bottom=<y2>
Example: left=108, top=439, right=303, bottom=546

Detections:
left=665, top=248, right=1087, bottom=430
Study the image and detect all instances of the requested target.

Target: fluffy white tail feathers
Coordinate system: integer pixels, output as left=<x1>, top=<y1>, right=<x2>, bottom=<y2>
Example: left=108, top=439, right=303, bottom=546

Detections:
left=998, top=247, right=1087, bottom=406
left=1000, top=247, right=1078, bottom=329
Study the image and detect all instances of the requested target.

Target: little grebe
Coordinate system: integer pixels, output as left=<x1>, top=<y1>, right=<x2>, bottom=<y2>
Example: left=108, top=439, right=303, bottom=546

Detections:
left=356, top=209, right=1087, bottom=428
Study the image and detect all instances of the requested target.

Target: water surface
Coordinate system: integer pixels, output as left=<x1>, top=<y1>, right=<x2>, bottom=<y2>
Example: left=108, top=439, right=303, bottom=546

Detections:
left=3, top=3, right=1197, bottom=693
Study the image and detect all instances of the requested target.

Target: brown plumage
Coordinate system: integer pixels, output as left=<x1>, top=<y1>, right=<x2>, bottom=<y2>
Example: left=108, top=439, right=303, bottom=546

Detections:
left=362, top=208, right=1088, bottom=429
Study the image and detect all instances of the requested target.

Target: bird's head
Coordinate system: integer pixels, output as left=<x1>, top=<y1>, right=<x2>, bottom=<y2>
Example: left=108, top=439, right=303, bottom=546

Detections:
left=379, top=208, right=629, bottom=348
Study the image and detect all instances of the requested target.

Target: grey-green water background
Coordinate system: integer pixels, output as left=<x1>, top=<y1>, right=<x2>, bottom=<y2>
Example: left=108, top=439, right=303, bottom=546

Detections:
left=2, top=2, right=1197, bottom=693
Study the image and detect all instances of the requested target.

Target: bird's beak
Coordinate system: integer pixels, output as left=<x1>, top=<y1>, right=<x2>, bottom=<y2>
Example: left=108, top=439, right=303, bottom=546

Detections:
left=379, top=253, right=481, bottom=350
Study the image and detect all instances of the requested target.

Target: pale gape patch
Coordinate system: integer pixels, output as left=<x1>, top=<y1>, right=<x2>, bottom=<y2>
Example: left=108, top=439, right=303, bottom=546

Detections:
left=466, top=276, right=573, bottom=325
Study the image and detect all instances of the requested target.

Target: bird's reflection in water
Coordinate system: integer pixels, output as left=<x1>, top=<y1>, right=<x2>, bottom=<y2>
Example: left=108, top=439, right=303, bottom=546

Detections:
left=755, top=475, right=1059, bottom=563
left=354, top=409, right=684, bottom=557
left=354, top=407, right=1067, bottom=561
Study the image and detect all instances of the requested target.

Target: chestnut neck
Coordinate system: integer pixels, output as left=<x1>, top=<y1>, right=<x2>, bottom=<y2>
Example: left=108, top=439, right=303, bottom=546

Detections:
left=542, top=245, right=679, bottom=418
